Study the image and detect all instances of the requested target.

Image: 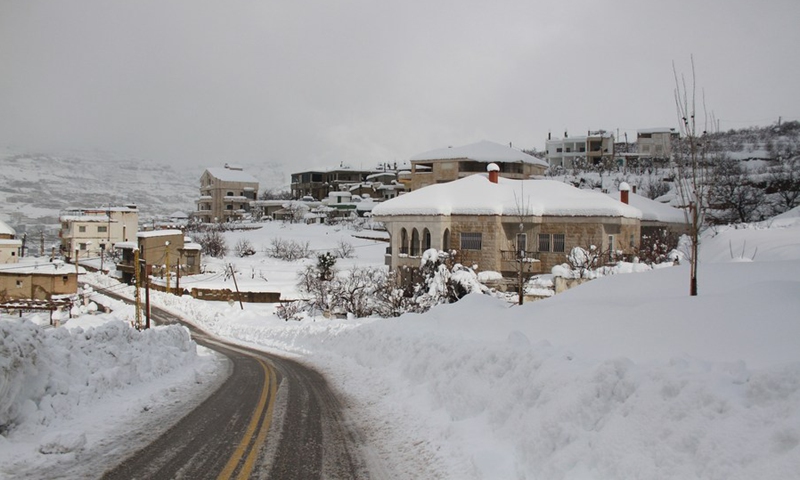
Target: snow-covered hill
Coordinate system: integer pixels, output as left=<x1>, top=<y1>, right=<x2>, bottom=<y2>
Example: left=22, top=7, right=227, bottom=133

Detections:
left=0, top=148, right=288, bottom=247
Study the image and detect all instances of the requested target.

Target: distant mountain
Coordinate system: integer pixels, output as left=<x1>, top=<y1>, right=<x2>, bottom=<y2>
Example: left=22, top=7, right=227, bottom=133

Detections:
left=0, top=148, right=288, bottom=248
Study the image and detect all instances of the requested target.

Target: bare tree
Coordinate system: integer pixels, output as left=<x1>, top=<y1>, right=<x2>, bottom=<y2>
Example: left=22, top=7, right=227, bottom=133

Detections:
left=768, top=155, right=800, bottom=214
left=707, top=156, right=766, bottom=224
left=673, top=57, right=711, bottom=296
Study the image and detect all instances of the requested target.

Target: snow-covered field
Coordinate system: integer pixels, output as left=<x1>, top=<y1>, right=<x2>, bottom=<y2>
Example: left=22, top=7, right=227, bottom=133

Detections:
left=3, top=213, right=800, bottom=479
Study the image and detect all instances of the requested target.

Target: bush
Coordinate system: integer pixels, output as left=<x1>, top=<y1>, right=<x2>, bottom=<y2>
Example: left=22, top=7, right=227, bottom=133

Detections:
left=199, top=230, right=228, bottom=258
left=333, top=239, right=355, bottom=259
left=234, top=238, right=256, bottom=257
left=264, top=238, right=311, bottom=261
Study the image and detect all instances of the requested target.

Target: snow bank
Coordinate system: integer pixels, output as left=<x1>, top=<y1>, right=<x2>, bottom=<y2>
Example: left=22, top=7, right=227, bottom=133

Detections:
left=0, top=317, right=197, bottom=432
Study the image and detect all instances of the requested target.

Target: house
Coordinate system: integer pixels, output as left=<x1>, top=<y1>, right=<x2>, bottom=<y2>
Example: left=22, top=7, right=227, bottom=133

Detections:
left=59, top=205, right=139, bottom=262
left=114, top=230, right=201, bottom=285
left=546, top=130, right=615, bottom=169
left=0, top=219, right=22, bottom=264
left=0, top=259, right=81, bottom=301
left=636, top=128, right=679, bottom=161
left=290, top=166, right=377, bottom=201
left=194, top=164, right=259, bottom=223
left=408, top=140, right=548, bottom=191
left=610, top=183, right=689, bottom=249
left=372, top=166, right=642, bottom=284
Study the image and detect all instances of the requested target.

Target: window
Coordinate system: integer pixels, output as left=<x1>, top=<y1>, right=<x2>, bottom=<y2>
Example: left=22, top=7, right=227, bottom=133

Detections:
left=423, top=229, right=431, bottom=251
left=553, top=234, right=565, bottom=253
left=226, top=205, right=233, bottom=210
left=227, top=191, right=234, bottom=196
left=556, top=147, right=563, bottom=153
left=608, top=235, right=616, bottom=261
left=442, top=229, right=450, bottom=251
left=62, top=276, right=68, bottom=283
left=78, top=226, right=86, bottom=233
left=400, top=228, right=408, bottom=255
left=538, top=233, right=550, bottom=252
left=516, top=233, right=527, bottom=256
left=79, top=243, right=88, bottom=251
left=16, top=280, right=22, bottom=288
left=460, top=232, right=482, bottom=250
left=411, top=229, right=420, bottom=256
left=630, top=234, right=635, bottom=248
left=98, top=226, right=107, bottom=233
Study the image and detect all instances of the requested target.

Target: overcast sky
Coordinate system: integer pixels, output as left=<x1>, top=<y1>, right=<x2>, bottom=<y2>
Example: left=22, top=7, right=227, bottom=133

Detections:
left=2, top=0, right=799, bottom=170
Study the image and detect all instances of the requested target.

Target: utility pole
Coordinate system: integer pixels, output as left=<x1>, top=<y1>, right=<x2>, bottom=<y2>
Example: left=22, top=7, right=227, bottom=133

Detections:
left=176, top=250, right=182, bottom=294
left=134, top=248, right=142, bottom=329
left=165, top=241, right=171, bottom=295
left=75, top=248, right=79, bottom=275
left=229, top=264, right=244, bottom=310
left=39, top=231, right=44, bottom=257
left=145, top=264, right=151, bottom=329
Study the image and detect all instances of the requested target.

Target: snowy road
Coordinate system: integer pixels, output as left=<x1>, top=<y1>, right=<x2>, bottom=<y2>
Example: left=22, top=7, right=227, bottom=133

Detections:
left=100, top=298, right=370, bottom=479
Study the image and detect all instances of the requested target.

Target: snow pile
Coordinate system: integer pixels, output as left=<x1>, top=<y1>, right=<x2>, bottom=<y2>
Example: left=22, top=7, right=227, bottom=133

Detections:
left=0, top=317, right=197, bottom=436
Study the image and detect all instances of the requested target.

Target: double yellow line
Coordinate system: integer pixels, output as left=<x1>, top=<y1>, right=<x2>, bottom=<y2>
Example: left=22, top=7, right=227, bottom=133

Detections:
left=218, top=358, right=278, bottom=480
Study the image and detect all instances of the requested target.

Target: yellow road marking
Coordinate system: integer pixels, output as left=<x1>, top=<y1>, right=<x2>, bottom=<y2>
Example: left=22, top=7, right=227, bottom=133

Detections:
left=236, top=364, right=278, bottom=479
left=217, top=358, right=276, bottom=480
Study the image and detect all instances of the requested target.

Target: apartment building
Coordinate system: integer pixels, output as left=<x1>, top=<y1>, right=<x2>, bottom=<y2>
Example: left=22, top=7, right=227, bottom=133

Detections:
left=545, top=130, right=615, bottom=169
left=194, top=164, right=259, bottom=223
left=59, top=205, right=139, bottom=261
left=408, top=140, right=547, bottom=191
left=637, top=128, right=679, bottom=159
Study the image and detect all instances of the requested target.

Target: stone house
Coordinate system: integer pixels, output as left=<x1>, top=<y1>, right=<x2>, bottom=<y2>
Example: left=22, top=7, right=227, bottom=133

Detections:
left=409, top=140, right=548, bottom=191
left=372, top=168, right=642, bottom=283
left=59, top=205, right=139, bottom=261
left=194, top=164, right=259, bottom=223
left=115, top=229, right=201, bottom=285
left=0, top=260, right=80, bottom=301
left=546, top=130, right=615, bottom=169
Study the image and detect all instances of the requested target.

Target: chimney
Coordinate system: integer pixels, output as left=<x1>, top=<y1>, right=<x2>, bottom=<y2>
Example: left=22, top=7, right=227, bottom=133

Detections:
left=487, top=163, right=500, bottom=183
left=619, top=182, right=630, bottom=204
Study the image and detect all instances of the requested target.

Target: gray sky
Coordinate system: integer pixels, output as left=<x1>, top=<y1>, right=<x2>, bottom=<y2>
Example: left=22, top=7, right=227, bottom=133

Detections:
left=2, top=0, right=799, bottom=170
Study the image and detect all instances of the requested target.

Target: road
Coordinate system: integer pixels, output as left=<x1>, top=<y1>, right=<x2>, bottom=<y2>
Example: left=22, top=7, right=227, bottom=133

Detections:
left=100, top=298, right=371, bottom=480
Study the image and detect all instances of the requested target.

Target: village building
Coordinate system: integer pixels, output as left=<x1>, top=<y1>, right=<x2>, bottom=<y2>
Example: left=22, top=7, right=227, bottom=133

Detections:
left=372, top=167, right=643, bottom=285
left=290, top=166, right=376, bottom=201
left=610, top=183, right=689, bottom=250
left=194, top=164, right=259, bottom=223
left=59, top=205, right=139, bottom=262
left=636, top=128, right=679, bottom=161
left=0, top=219, right=23, bottom=264
left=0, top=259, right=81, bottom=301
left=408, top=140, right=548, bottom=191
left=545, top=130, right=616, bottom=169
left=114, top=230, right=201, bottom=285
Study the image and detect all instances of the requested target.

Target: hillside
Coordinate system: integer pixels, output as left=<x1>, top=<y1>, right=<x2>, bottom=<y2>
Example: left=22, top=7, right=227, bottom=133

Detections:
left=0, top=148, right=288, bottom=248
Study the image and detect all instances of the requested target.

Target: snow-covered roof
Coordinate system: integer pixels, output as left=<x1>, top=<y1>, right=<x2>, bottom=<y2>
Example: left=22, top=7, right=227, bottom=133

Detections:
left=59, top=215, right=113, bottom=223
left=0, top=239, right=22, bottom=246
left=182, top=243, right=201, bottom=251
left=137, top=229, right=183, bottom=238
left=170, top=211, right=189, bottom=219
left=205, top=167, right=259, bottom=184
left=114, top=241, right=138, bottom=250
left=607, top=191, right=688, bottom=224
left=637, top=127, right=675, bottom=135
left=372, top=174, right=642, bottom=218
left=0, top=219, right=15, bottom=236
left=410, top=140, right=548, bottom=167
left=0, top=259, right=83, bottom=275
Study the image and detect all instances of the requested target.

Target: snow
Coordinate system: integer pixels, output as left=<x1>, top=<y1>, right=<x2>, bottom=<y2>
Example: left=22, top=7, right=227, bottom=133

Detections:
left=137, top=228, right=182, bottom=238
left=0, top=219, right=16, bottom=236
left=3, top=212, right=800, bottom=479
left=606, top=190, right=688, bottom=224
left=410, top=140, right=548, bottom=167
left=204, top=167, right=258, bottom=184
left=0, top=309, right=224, bottom=478
left=0, top=258, right=84, bottom=275
left=372, top=174, right=643, bottom=218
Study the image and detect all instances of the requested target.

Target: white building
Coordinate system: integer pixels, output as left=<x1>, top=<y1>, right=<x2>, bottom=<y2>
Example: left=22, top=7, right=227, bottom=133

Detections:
left=59, top=205, right=139, bottom=261
left=546, top=131, right=615, bottom=169
left=0, top=219, right=22, bottom=264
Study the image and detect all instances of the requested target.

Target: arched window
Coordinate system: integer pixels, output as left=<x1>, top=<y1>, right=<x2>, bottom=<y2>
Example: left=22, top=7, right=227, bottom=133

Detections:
left=423, top=228, right=431, bottom=251
left=400, top=228, right=408, bottom=255
left=411, top=228, right=420, bottom=256
left=442, top=228, right=450, bottom=251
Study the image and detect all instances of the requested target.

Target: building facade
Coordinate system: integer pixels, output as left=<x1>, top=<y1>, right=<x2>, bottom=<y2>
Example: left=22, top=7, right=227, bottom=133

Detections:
left=0, top=260, right=80, bottom=301
left=59, top=205, right=139, bottom=261
left=115, top=229, right=201, bottom=285
left=0, top=219, right=22, bottom=264
left=546, top=131, right=615, bottom=169
left=372, top=172, right=642, bottom=283
left=408, top=140, right=548, bottom=191
left=290, top=167, right=377, bottom=200
left=636, top=128, right=679, bottom=160
left=194, top=164, right=259, bottom=223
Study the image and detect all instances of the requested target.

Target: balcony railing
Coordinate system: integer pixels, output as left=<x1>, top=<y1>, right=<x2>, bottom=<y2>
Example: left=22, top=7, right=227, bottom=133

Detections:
left=500, top=250, right=541, bottom=261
